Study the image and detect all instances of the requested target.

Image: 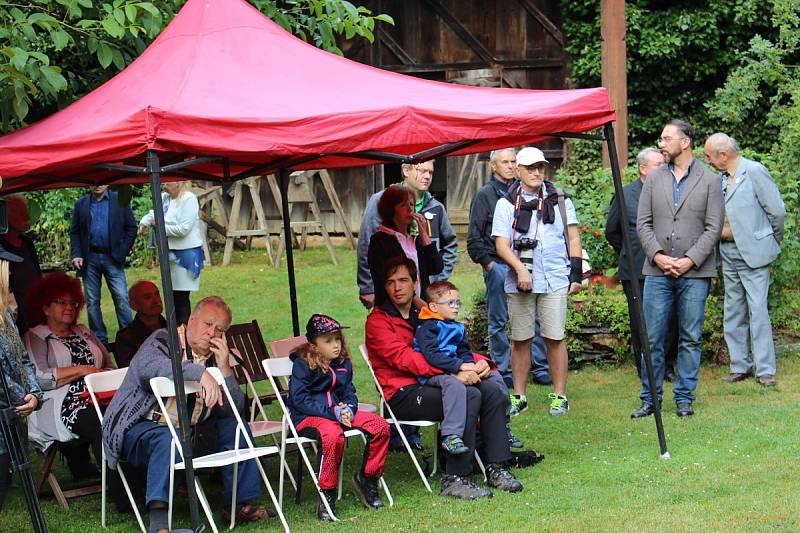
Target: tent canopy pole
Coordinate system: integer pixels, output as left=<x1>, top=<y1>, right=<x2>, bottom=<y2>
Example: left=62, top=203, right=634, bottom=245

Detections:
left=147, top=150, right=207, bottom=529
left=603, top=122, right=670, bottom=458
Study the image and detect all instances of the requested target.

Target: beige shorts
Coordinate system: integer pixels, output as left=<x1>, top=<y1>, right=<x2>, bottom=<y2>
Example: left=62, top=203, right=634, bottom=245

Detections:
left=507, top=286, right=568, bottom=341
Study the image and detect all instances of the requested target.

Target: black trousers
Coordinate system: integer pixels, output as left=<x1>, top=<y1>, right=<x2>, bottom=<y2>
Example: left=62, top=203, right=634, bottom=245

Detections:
left=173, top=290, right=191, bottom=326
left=389, top=379, right=511, bottom=477
left=60, top=407, right=102, bottom=476
left=622, top=279, right=678, bottom=378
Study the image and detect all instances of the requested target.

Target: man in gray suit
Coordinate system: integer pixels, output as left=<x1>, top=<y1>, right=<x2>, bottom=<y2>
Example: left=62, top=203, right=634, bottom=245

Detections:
left=703, top=133, right=786, bottom=387
left=606, top=148, right=678, bottom=382
left=633, top=119, right=723, bottom=418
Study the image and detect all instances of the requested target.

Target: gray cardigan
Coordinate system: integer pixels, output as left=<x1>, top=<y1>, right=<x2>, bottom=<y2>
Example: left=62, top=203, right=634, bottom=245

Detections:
left=102, top=329, right=244, bottom=470
left=637, top=159, right=724, bottom=278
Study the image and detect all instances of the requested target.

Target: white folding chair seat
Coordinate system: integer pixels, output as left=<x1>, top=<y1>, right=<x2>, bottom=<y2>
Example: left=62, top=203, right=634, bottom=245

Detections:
left=262, top=357, right=393, bottom=521
left=85, top=368, right=146, bottom=532
left=149, top=367, right=289, bottom=533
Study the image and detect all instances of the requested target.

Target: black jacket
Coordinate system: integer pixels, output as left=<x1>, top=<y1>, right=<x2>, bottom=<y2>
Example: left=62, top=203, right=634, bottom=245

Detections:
left=368, top=230, right=444, bottom=306
left=605, top=179, right=645, bottom=281
left=466, top=176, right=510, bottom=267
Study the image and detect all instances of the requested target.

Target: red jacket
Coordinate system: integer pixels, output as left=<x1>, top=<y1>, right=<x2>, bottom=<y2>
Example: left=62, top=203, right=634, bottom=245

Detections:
left=365, top=304, right=494, bottom=401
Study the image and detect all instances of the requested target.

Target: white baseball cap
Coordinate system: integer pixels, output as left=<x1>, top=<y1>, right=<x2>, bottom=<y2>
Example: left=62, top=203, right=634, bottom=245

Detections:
left=516, top=147, right=549, bottom=166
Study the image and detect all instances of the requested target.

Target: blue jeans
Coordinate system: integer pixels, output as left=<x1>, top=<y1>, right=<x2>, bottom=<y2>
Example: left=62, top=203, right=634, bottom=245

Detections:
left=484, top=262, right=549, bottom=387
left=640, top=276, right=710, bottom=405
left=122, top=418, right=262, bottom=508
left=84, top=252, right=132, bottom=342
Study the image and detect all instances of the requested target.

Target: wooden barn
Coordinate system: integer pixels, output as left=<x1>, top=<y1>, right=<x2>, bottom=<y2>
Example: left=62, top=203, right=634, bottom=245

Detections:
left=220, top=0, right=570, bottom=248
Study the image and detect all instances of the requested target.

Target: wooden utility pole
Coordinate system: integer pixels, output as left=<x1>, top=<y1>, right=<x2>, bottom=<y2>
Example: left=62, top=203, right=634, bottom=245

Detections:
left=601, top=0, right=628, bottom=168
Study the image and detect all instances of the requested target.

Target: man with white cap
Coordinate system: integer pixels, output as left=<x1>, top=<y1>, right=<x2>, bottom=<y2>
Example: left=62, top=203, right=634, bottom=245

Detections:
left=492, top=147, right=583, bottom=416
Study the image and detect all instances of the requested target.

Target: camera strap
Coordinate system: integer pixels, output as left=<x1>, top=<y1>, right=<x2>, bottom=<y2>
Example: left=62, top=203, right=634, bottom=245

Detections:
left=555, top=188, right=570, bottom=256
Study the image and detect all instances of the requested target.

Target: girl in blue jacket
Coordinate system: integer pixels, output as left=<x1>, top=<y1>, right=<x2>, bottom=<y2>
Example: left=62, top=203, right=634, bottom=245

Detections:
left=288, top=314, right=389, bottom=521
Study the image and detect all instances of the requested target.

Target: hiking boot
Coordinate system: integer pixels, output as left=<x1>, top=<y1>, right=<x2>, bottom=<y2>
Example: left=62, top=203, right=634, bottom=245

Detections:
left=316, top=488, right=337, bottom=521
left=722, top=372, right=752, bottom=383
left=485, top=463, right=523, bottom=493
left=441, top=434, right=470, bottom=455
left=509, top=394, right=528, bottom=417
left=440, top=474, right=493, bottom=500
left=630, top=402, right=654, bottom=419
left=548, top=393, right=569, bottom=416
left=506, top=423, right=524, bottom=449
left=352, top=470, right=383, bottom=509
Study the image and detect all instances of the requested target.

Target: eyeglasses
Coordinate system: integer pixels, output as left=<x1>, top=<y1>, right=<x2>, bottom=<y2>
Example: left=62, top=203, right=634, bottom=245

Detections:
left=52, top=299, right=79, bottom=309
left=518, top=164, right=546, bottom=171
left=657, top=136, right=687, bottom=145
left=435, top=299, right=462, bottom=309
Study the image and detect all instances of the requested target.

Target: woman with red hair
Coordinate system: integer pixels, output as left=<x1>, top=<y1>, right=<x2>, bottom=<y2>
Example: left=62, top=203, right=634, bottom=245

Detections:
left=23, top=272, right=115, bottom=479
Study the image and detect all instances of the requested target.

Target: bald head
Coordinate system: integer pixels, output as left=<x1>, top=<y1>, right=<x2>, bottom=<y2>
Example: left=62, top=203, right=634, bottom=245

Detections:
left=128, top=280, right=163, bottom=319
left=703, top=133, right=740, bottom=172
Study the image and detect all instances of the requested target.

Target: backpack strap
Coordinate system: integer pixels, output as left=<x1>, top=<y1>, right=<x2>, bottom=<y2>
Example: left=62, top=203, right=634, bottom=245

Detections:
left=556, top=187, right=570, bottom=255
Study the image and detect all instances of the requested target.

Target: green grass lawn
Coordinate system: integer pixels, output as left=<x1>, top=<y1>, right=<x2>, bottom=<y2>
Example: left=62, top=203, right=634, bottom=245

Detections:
left=4, top=245, right=799, bottom=532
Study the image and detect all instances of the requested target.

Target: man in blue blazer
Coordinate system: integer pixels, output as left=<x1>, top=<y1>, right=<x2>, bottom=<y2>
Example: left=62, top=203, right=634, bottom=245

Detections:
left=70, top=185, right=137, bottom=342
left=703, top=133, right=786, bottom=387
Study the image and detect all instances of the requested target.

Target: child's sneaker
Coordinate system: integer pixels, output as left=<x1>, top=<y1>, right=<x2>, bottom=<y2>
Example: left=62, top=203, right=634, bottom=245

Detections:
left=506, top=422, right=524, bottom=448
left=441, top=434, right=470, bottom=455
left=509, top=394, right=528, bottom=417
left=548, top=393, right=569, bottom=416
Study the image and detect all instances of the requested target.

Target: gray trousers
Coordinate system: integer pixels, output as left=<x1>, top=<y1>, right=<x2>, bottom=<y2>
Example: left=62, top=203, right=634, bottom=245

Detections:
left=426, top=371, right=507, bottom=437
left=720, top=241, right=776, bottom=376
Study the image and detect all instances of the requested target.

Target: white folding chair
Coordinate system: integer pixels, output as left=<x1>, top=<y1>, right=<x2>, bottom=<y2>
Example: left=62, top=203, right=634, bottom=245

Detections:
left=261, top=357, right=392, bottom=520
left=149, top=367, right=289, bottom=533
left=358, top=344, right=439, bottom=492
left=358, top=345, right=488, bottom=485
left=85, top=369, right=146, bottom=532
left=230, top=358, right=298, bottom=490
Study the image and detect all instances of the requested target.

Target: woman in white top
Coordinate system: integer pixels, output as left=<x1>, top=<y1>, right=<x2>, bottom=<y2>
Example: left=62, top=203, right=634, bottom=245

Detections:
left=139, top=181, right=203, bottom=324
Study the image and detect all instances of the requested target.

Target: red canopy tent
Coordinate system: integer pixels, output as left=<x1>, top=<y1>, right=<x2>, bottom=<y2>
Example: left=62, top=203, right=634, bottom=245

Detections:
left=0, top=1, right=669, bottom=528
left=0, top=0, right=614, bottom=190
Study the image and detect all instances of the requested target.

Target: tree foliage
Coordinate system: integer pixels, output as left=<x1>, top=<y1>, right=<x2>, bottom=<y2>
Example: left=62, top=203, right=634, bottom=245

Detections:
left=0, top=0, right=393, bottom=132
left=562, top=0, right=777, bottom=158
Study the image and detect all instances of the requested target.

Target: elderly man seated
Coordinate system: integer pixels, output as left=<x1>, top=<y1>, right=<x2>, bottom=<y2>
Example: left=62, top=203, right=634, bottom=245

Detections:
left=114, top=280, right=167, bottom=368
left=365, top=256, right=522, bottom=499
left=102, top=296, right=274, bottom=533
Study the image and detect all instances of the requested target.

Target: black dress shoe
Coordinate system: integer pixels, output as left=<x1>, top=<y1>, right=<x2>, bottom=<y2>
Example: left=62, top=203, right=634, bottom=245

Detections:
left=676, top=402, right=694, bottom=417
left=630, top=403, right=654, bottom=418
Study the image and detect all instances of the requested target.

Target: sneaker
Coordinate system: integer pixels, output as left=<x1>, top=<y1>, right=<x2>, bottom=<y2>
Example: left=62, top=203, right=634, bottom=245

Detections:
left=676, top=402, right=694, bottom=418
left=352, top=471, right=384, bottom=509
left=485, top=463, right=523, bottom=493
left=316, top=488, right=337, bottom=521
left=548, top=393, right=569, bottom=416
left=440, top=474, right=493, bottom=500
left=630, top=402, right=654, bottom=419
left=506, top=423, right=524, bottom=449
left=441, top=434, right=470, bottom=455
left=509, top=394, right=528, bottom=417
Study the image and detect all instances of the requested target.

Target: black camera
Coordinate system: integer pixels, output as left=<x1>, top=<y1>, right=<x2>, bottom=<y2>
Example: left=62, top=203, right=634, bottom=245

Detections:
left=513, top=237, right=537, bottom=250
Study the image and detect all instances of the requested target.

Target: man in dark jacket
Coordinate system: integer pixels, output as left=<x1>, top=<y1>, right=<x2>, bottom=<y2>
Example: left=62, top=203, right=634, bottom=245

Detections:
left=356, top=160, right=458, bottom=309
left=114, top=280, right=167, bottom=368
left=605, top=148, right=678, bottom=382
left=70, top=185, right=137, bottom=342
left=365, top=257, right=522, bottom=500
left=467, top=148, right=551, bottom=389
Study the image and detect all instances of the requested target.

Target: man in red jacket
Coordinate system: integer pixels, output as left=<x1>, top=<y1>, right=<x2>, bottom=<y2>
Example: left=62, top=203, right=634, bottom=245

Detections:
left=365, top=256, right=522, bottom=499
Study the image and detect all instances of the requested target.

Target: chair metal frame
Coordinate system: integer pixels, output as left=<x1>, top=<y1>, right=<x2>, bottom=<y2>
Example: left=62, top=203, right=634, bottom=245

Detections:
left=149, top=367, right=290, bottom=533
left=84, top=368, right=146, bottom=532
left=261, top=357, right=393, bottom=521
